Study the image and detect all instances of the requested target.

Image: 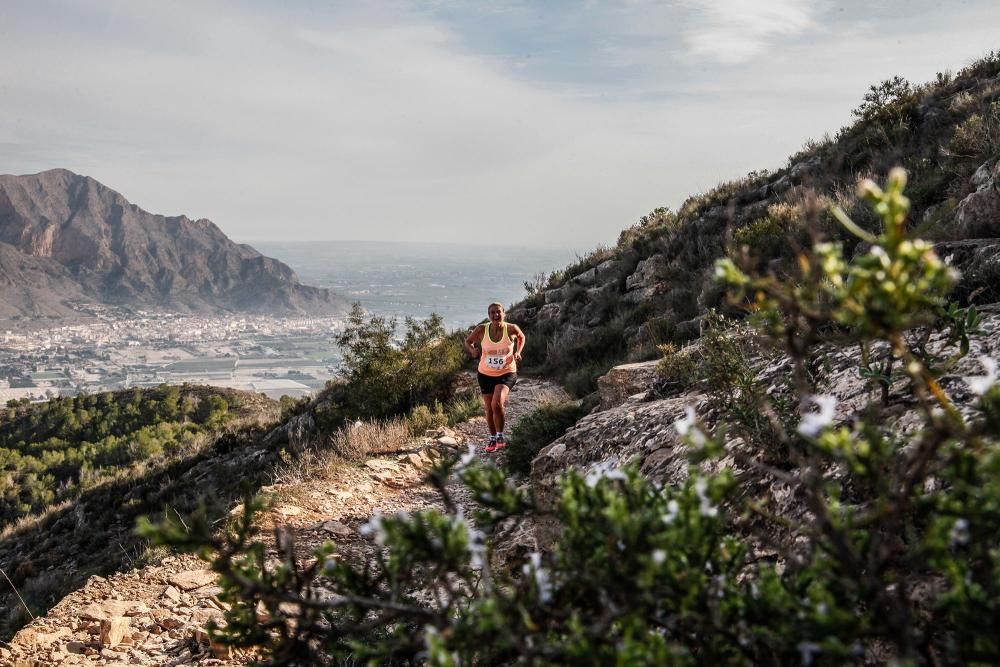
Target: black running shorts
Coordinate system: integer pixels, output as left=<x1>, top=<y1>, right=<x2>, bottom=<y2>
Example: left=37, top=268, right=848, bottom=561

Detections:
left=477, top=371, right=518, bottom=395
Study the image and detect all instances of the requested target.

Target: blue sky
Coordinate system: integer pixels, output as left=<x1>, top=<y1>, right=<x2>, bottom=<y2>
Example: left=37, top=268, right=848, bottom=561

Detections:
left=1, top=1, right=997, bottom=247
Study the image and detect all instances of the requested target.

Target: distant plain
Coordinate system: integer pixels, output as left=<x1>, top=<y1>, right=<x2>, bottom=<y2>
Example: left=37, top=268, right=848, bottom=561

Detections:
left=255, top=240, right=580, bottom=330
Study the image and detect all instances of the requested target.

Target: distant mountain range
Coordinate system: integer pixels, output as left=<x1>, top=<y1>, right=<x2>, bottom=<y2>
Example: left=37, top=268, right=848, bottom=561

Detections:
left=0, top=169, right=348, bottom=318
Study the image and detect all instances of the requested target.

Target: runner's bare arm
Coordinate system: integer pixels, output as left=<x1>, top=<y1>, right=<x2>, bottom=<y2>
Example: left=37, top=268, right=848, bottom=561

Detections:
left=509, top=324, right=526, bottom=361
left=464, top=325, right=484, bottom=358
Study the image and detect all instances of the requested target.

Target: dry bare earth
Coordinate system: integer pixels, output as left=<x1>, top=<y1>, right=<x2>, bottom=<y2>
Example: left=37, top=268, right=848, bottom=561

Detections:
left=1, top=377, right=567, bottom=666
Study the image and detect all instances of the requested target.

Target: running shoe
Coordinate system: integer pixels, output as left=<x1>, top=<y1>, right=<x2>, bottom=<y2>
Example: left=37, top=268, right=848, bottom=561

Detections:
left=484, top=435, right=498, bottom=452
left=488, top=433, right=507, bottom=452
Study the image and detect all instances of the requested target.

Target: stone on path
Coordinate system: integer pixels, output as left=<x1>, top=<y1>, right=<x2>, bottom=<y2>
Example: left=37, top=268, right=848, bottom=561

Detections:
left=168, top=570, right=218, bottom=591
left=99, top=616, right=131, bottom=647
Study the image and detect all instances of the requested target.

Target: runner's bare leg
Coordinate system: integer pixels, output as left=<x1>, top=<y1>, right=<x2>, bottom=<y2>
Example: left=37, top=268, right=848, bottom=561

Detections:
left=493, top=384, right=511, bottom=435
left=482, top=393, right=496, bottom=435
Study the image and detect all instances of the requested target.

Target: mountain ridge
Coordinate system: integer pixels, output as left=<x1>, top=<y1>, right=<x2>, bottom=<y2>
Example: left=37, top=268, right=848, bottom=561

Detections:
left=0, top=168, right=348, bottom=318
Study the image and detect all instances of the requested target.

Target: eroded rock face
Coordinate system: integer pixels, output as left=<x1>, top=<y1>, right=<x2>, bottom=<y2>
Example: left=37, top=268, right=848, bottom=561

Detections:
left=936, top=239, right=1000, bottom=303
left=954, top=159, right=1000, bottom=239
left=625, top=255, right=667, bottom=292
left=596, top=360, right=660, bottom=410
left=530, top=308, right=1000, bottom=545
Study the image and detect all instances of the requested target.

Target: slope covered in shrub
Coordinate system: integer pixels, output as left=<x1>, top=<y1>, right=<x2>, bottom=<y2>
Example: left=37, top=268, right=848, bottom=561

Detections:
left=509, top=51, right=1000, bottom=395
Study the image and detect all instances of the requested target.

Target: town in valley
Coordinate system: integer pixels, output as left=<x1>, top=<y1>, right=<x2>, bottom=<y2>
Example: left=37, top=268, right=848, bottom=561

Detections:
left=0, top=306, right=344, bottom=404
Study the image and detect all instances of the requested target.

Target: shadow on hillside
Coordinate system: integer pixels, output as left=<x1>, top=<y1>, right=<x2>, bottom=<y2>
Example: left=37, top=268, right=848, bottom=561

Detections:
left=0, top=419, right=290, bottom=642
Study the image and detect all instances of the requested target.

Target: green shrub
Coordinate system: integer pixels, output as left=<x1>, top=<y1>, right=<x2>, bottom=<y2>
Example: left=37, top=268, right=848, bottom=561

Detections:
left=506, top=401, right=587, bottom=475
left=851, top=75, right=914, bottom=123
left=0, top=385, right=236, bottom=528
left=326, top=305, right=465, bottom=426
left=948, top=101, right=1000, bottom=164
left=445, top=391, right=482, bottom=426
left=406, top=402, right=448, bottom=436
left=654, top=342, right=698, bottom=387
left=144, top=171, right=1000, bottom=663
left=733, top=202, right=805, bottom=272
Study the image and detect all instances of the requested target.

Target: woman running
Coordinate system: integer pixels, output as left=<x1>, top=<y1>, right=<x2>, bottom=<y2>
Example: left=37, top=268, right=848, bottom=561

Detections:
left=464, top=302, right=525, bottom=452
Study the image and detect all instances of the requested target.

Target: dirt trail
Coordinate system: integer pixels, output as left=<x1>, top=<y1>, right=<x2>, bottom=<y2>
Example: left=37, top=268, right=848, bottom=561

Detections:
left=2, top=377, right=568, bottom=666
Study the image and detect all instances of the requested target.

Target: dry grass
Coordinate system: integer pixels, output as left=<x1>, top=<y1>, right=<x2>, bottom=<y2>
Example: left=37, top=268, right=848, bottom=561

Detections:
left=271, top=417, right=411, bottom=485
left=331, top=418, right=410, bottom=460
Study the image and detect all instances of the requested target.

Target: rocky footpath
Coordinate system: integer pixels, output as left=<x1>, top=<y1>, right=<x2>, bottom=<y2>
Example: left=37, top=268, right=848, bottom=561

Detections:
left=2, top=377, right=567, bottom=666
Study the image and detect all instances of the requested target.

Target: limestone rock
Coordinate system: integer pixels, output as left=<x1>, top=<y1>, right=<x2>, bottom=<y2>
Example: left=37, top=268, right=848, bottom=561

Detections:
left=625, top=255, right=667, bottom=292
left=314, top=519, right=353, bottom=537
left=936, top=239, right=1000, bottom=303
left=596, top=361, right=660, bottom=410
left=168, top=570, right=218, bottom=592
left=594, top=258, right=622, bottom=277
left=275, top=505, right=303, bottom=517
left=954, top=159, right=1000, bottom=238
left=99, top=617, right=131, bottom=647
left=622, top=283, right=664, bottom=305
left=437, top=435, right=458, bottom=446
left=536, top=302, right=562, bottom=321
left=570, top=267, right=598, bottom=287
left=544, top=284, right=568, bottom=304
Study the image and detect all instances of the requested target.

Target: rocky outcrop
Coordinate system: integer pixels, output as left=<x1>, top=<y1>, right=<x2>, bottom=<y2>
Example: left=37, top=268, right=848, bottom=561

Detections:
left=596, top=360, right=660, bottom=410
left=0, top=169, right=349, bottom=318
left=937, top=239, right=1000, bottom=303
left=954, top=159, right=1000, bottom=239
left=530, top=308, right=1000, bottom=536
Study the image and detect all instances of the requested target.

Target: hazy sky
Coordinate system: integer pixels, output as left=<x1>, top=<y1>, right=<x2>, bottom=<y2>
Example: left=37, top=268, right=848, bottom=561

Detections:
left=1, top=1, right=997, bottom=248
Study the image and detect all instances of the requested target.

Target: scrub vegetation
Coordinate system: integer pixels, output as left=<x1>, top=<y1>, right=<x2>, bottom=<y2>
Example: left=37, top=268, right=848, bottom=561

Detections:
left=513, top=52, right=1000, bottom=395
left=145, top=169, right=1000, bottom=664
left=0, top=385, right=235, bottom=528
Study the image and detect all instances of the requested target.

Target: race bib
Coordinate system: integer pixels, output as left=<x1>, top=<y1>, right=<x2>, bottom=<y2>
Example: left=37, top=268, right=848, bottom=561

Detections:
left=485, top=355, right=507, bottom=369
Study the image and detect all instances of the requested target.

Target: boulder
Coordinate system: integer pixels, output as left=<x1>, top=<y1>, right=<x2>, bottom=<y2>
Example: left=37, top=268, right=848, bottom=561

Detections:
left=596, top=361, right=660, bottom=410
left=594, top=258, right=622, bottom=278
left=99, top=617, right=130, bottom=648
left=536, top=302, right=563, bottom=321
left=168, top=570, right=218, bottom=592
left=623, top=283, right=664, bottom=305
left=935, top=239, right=1000, bottom=303
left=625, top=255, right=667, bottom=291
left=954, top=159, right=1000, bottom=238
left=544, top=285, right=569, bottom=304
left=570, top=267, right=598, bottom=287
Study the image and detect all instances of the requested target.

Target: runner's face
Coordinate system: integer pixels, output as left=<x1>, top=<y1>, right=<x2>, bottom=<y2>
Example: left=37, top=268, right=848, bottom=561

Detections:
left=489, top=306, right=504, bottom=322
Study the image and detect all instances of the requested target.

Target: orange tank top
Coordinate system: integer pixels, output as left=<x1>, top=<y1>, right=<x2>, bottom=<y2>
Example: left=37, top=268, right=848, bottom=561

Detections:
left=478, top=322, right=517, bottom=377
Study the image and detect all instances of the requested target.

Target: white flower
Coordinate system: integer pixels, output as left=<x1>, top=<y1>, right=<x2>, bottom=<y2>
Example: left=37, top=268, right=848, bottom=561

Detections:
left=797, top=394, right=838, bottom=438
left=522, top=552, right=553, bottom=603
left=662, top=499, right=680, bottom=525
left=584, top=460, right=627, bottom=488
left=359, top=512, right=387, bottom=546
left=797, top=641, right=822, bottom=666
left=651, top=549, right=666, bottom=565
left=695, top=478, right=718, bottom=518
left=966, top=356, right=997, bottom=396
left=674, top=406, right=707, bottom=448
left=456, top=443, right=476, bottom=470
left=950, top=518, right=970, bottom=548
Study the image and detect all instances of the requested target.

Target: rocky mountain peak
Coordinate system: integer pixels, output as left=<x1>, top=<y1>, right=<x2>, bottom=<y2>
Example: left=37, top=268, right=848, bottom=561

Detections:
left=0, top=169, right=346, bottom=317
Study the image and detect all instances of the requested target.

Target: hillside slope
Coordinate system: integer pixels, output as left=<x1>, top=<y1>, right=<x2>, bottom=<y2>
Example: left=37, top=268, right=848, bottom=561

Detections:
left=509, top=54, right=1000, bottom=394
left=0, top=169, right=348, bottom=317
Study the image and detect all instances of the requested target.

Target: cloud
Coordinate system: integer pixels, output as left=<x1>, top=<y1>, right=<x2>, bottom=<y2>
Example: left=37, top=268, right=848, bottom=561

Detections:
left=683, top=0, right=820, bottom=64
left=1, top=0, right=998, bottom=251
